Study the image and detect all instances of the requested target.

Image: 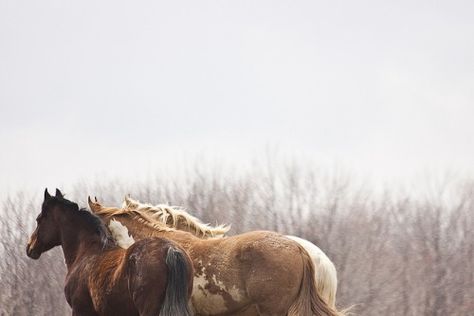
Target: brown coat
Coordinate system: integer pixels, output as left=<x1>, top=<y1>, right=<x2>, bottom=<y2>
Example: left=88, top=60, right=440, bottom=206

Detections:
left=91, top=200, right=341, bottom=316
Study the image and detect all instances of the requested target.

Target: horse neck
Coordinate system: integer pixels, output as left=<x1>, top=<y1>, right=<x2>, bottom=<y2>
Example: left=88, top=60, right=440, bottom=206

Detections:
left=118, top=216, right=199, bottom=246
left=57, top=212, right=107, bottom=270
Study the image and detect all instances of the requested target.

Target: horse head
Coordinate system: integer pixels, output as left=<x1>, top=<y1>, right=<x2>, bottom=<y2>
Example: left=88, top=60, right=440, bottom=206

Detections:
left=26, top=188, right=74, bottom=259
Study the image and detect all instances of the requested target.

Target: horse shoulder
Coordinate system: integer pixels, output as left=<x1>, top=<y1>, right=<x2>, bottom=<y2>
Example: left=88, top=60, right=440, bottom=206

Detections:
left=64, top=263, right=96, bottom=313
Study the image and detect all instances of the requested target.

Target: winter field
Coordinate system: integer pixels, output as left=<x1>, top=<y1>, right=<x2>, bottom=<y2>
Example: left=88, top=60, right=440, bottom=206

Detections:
left=1, top=160, right=472, bottom=316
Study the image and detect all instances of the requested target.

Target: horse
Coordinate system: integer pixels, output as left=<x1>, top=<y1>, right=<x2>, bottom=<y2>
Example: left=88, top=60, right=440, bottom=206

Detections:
left=88, top=197, right=344, bottom=316
left=114, top=197, right=338, bottom=308
left=26, top=189, right=194, bottom=316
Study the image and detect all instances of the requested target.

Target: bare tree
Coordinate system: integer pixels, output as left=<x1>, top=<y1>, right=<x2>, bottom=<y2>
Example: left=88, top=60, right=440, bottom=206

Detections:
left=1, top=162, right=472, bottom=315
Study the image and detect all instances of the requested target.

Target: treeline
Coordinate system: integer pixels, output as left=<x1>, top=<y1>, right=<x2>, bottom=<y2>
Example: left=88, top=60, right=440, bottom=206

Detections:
left=1, top=162, right=473, bottom=315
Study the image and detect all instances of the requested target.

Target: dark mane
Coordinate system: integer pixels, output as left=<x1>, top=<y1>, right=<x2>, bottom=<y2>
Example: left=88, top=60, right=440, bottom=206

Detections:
left=46, top=196, right=114, bottom=248
left=76, top=208, right=113, bottom=247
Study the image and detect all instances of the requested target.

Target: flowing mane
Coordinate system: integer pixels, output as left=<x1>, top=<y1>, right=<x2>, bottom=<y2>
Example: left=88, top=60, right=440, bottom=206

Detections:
left=75, top=208, right=113, bottom=248
left=92, top=202, right=174, bottom=233
left=47, top=195, right=113, bottom=248
left=122, top=198, right=230, bottom=238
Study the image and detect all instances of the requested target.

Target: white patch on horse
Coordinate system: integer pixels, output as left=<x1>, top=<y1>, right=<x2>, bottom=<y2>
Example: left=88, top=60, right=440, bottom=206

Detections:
left=191, top=266, right=243, bottom=315
left=192, top=274, right=227, bottom=314
left=108, top=219, right=135, bottom=249
left=211, top=274, right=243, bottom=302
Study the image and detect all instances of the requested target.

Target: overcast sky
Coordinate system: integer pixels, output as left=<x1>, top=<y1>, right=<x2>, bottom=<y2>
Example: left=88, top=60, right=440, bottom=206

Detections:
left=1, top=0, right=473, bottom=196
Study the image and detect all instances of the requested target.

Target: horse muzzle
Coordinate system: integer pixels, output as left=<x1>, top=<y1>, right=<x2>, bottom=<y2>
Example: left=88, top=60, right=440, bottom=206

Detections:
left=26, top=243, right=41, bottom=259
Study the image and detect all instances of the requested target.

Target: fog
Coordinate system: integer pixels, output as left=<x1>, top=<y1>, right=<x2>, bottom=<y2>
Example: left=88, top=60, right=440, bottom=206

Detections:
left=1, top=0, right=473, bottom=195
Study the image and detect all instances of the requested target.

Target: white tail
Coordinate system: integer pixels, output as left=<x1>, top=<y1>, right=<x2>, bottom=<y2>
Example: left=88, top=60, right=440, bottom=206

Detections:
left=286, top=235, right=338, bottom=309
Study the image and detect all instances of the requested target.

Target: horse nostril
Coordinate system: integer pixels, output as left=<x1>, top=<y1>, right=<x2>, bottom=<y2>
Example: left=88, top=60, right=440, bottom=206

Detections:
left=26, top=243, right=34, bottom=256
left=26, top=244, right=40, bottom=259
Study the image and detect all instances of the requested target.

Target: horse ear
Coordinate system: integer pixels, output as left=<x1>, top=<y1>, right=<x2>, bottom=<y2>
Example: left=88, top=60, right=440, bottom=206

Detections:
left=124, top=195, right=132, bottom=207
left=123, top=195, right=138, bottom=209
left=88, top=196, right=102, bottom=213
left=44, top=188, right=51, bottom=200
left=55, top=188, right=63, bottom=198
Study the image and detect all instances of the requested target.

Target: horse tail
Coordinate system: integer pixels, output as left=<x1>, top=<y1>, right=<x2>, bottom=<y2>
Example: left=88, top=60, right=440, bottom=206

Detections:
left=159, top=246, right=193, bottom=316
left=288, top=244, right=346, bottom=316
left=315, top=255, right=338, bottom=309
left=286, top=235, right=338, bottom=308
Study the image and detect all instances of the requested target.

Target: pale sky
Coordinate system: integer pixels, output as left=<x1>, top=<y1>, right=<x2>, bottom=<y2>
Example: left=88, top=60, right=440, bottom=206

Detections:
left=1, top=0, right=473, bottom=196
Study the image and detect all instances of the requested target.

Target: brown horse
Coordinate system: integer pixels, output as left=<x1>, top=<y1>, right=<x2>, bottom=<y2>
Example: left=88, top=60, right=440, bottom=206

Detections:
left=26, top=189, right=194, bottom=316
left=117, top=197, right=339, bottom=309
left=89, top=197, right=343, bottom=316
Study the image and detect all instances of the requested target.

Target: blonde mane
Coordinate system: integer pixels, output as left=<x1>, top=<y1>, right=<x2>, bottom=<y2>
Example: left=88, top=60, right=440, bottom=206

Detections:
left=122, top=197, right=230, bottom=238
left=91, top=201, right=175, bottom=233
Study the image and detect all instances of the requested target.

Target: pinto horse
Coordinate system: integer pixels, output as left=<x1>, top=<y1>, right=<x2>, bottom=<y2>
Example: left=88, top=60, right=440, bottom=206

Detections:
left=114, top=197, right=339, bottom=309
left=89, top=197, right=343, bottom=316
left=26, top=189, right=194, bottom=316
